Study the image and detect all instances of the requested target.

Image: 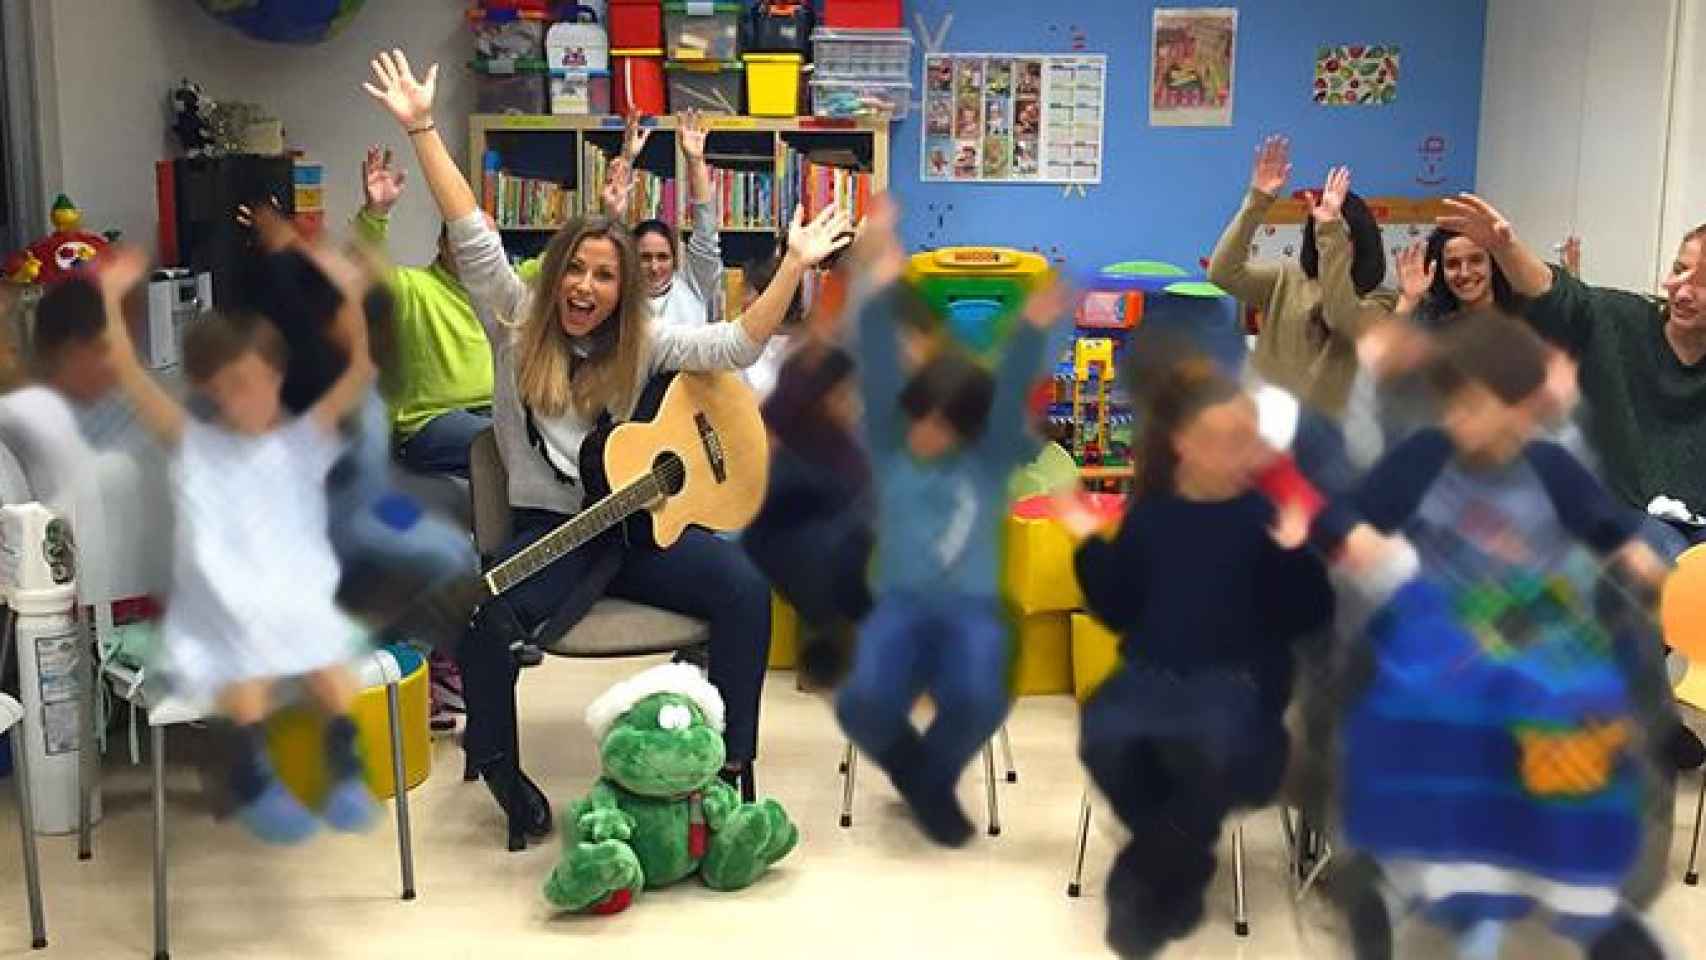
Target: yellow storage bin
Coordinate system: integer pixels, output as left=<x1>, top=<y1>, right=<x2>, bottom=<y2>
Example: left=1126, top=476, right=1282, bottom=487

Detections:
left=293, top=186, right=324, bottom=213
left=744, top=53, right=802, bottom=117
left=1013, top=612, right=1073, bottom=696
left=269, top=649, right=431, bottom=804
left=1005, top=512, right=1084, bottom=616
left=769, top=591, right=799, bottom=669
left=1070, top=613, right=1122, bottom=703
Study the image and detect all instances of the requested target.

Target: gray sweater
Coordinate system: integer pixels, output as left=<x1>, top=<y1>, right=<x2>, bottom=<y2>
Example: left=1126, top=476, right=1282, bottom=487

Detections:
left=447, top=211, right=765, bottom=515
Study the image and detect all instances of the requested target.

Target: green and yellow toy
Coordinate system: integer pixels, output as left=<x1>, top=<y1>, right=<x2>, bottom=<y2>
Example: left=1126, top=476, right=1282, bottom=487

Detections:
left=544, top=663, right=798, bottom=915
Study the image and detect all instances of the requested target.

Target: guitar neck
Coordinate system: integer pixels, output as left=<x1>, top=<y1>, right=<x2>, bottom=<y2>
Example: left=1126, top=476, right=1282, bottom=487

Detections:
left=485, top=475, right=662, bottom=597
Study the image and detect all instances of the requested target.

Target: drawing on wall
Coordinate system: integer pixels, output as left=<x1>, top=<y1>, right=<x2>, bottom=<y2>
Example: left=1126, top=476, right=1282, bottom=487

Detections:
left=1313, top=44, right=1399, bottom=106
left=923, top=52, right=1105, bottom=185
left=1149, top=7, right=1237, bottom=127
left=1416, top=134, right=1447, bottom=186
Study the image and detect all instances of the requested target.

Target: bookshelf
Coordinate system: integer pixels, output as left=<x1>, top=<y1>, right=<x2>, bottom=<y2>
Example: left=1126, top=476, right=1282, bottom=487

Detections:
left=468, top=114, right=891, bottom=268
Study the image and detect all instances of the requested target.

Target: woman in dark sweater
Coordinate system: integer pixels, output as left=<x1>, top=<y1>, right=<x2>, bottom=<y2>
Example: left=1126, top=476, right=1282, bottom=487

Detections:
left=1061, top=345, right=1333, bottom=959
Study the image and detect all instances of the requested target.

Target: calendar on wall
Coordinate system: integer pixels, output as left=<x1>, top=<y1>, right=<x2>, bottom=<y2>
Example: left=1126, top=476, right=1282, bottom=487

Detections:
left=921, top=53, right=1107, bottom=185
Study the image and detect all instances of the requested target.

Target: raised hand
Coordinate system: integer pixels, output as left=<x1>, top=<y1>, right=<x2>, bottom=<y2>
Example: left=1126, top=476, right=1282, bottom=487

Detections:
left=679, top=108, right=709, bottom=162
left=600, top=156, right=635, bottom=221
left=363, top=145, right=407, bottom=213
left=1437, top=194, right=1517, bottom=254
left=848, top=193, right=904, bottom=285
left=96, top=245, right=150, bottom=306
left=621, top=111, right=653, bottom=162
left=1021, top=278, right=1075, bottom=331
left=1309, top=166, right=1351, bottom=225
left=1395, top=240, right=1436, bottom=310
left=787, top=204, right=856, bottom=268
left=363, top=49, right=439, bottom=129
left=236, top=199, right=297, bottom=254
left=1269, top=499, right=1311, bottom=550
left=1251, top=135, right=1292, bottom=197
left=1562, top=235, right=1582, bottom=276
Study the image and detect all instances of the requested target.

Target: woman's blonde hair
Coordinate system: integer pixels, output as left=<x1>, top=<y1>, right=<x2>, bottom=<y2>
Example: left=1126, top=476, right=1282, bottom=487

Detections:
left=512, top=215, right=649, bottom=419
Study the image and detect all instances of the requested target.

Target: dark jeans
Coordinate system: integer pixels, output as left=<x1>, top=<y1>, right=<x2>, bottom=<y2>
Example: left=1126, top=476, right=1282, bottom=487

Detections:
left=1636, top=513, right=1706, bottom=563
left=394, top=407, right=492, bottom=480
left=834, top=592, right=1010, bottom=793
left=459, top=508, right=772, bottom=772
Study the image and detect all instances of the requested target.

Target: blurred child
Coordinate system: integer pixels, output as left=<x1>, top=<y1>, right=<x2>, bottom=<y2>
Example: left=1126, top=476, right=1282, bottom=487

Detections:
left=737, top=251, right=805, bottom=401
left=99, top=244, right=380, bottom=844
left=1312, top=312, right=1675, bottom=957
left=1060, top=339, right=1334, bottom=959
left=832, top=195, right=1068, bottom=846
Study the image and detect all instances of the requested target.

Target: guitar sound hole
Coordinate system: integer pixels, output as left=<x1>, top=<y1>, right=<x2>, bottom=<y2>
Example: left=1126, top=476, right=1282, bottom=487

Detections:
left=653, top=452, right=687, bottom=496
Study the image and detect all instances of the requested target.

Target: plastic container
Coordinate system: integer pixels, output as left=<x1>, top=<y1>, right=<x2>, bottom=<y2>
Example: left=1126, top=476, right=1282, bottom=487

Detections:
left=744, top=53, right=802, bottom=116
left=608, top=0, right=664, bottom=49
left=663, top=2, right=742, bottom=62
left=811, top=28, right=913, bottom=81
left=470, top=9, right=547, bottom=65
left=666, top=59, right=744, bottom=114
left=824, top=0, right=903, bottom=29
left=744, top=0, right=815, bottom=55
left=613, top=49, right=668, bottom=115
left=476, top=63, right=550, bottom=115
left=810, top=77, right=911, bottom=120
left=546, top=10, right=610, bottom=73
left=552, top=69, right=613, bottom=114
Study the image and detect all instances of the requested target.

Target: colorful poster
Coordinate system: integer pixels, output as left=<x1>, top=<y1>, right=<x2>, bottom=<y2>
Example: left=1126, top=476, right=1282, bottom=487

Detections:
left=1149, top=7, right=1237, bottom=127
left=922, top=53, right=1105, bottom=185
left=1314, top=44, right=1400, bottom=106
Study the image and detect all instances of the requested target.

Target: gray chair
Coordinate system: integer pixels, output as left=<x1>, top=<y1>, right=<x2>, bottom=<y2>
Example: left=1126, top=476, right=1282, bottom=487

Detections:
left=1, top=691, right=46, bottom=950
left=467, top=429, right=711, bottom=659
left=1067, top=793, right=1253, bottom=937
left=838, top=727, right=1016, bottom=836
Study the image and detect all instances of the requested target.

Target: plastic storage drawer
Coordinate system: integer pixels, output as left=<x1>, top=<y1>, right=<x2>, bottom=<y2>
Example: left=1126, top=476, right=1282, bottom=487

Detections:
left=476, top=67, right=549, bottom=115
left=744, top=1, right=815, bottom=55
left=810, top=77, right=910, bottom=120
left=666, top=59, right=744, bottom=114
left=744, top=53, right=802, bottom=116
left=823, top=0, right=903, bottom=29
left=608, top=0, right=664, bottom=49
left=811, top=28, right=913, bottom=81
left=613, top=49, right=668, bottom=115
left=470, top=11, right=546, bottom=65
left=663, top=2, right=742, bottom=62
left=552, top=70, right=613, bottom=115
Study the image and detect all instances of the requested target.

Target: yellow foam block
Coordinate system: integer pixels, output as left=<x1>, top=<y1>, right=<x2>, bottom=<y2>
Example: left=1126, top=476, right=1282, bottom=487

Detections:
left=1013, top=612, right=1073, bottom=696
left=1004, top=513, right=1084, bottom=616
left=768, top=592, right=799, bottom=669
left=269, top=658, right=431, bottom=804
left=293, top=186, right=324, bottom=212
left=1070, top=613, right=1122, bottom=704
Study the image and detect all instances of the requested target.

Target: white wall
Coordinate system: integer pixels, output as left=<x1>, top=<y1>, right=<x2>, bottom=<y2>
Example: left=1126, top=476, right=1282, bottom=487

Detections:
left=1477, top=0, right=1678, bottom=292
left=1660, top=0, right=1706, bottom=262
left=32, top=0, right=474, bottom=265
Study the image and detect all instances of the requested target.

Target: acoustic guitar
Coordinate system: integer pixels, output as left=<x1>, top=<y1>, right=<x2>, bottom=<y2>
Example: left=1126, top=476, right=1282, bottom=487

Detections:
left=410, top=370, right=768, bottom=644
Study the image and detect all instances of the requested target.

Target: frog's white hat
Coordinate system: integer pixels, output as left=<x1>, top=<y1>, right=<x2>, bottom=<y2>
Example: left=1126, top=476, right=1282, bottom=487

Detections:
left=585, top=662, right=726, bottom=741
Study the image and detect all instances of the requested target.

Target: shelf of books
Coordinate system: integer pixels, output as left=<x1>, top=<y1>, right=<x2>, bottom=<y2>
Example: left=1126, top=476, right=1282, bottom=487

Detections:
left=469, top=115, right=888, bottom=265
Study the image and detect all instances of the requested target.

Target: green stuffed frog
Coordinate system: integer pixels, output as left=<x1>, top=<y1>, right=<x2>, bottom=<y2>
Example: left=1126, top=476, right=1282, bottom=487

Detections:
left=544, top=663, right=798, bottom=914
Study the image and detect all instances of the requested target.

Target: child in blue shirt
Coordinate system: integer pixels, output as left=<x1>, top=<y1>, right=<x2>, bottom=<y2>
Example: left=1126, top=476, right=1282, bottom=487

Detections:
left=834, top=196, right=1067, bottom=846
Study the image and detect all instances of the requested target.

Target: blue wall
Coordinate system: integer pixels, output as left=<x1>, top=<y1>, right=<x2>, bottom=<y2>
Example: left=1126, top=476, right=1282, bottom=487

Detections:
left=890, top=0, right=1487, bottom=275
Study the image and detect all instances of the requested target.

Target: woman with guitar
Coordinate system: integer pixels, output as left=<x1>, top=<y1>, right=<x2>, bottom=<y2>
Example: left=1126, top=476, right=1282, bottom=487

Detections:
left=365, top=50, right=854, bottom=850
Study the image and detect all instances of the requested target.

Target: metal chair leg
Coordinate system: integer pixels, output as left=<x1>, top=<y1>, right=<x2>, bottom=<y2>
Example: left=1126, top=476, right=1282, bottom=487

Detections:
left=1686, top=771, right=1706, bottom=885
left=1067, top=790, right=1091, bottom=898
left=78, top=607, right=95, bottom=862
left=385, top=682, right=417, bottom=901
left=998, top=725, right=1017, bottom=783
left=838, top=743, right=857, bottom=828
left=152, top=723, right=169, bottom=960
left=1232, top=821, right=1249, bottom=937
left=14, top=717, right=47, bottom=949
left=983, top=741, right=1001, bottom=837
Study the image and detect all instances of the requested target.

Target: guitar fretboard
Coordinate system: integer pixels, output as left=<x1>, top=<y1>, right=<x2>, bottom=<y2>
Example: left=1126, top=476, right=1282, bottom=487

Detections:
left=486, top=474, right=664, bottom=595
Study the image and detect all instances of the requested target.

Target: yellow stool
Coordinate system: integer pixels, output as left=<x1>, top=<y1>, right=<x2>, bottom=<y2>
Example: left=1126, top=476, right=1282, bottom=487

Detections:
left=1013, top=612, right=1073, bottom=696
left=269, top=647, right=431, bottom=804
left=1069, top=613, right=1122, bottom=702
left=768, top=592, right=800, bottom=669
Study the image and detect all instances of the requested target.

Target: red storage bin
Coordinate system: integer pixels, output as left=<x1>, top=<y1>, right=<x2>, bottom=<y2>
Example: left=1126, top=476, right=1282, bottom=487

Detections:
left=613, top=49, right=667, bottom=115
left=824, top=0, right=902, bottom=29
left=609, top=0, right=664, bottom=49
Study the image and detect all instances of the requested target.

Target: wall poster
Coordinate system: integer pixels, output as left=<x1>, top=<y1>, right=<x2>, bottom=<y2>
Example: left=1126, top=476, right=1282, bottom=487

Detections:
left=922, top=53, right=1107, bottom=185
left=1149, top=7, right=1237, bottom=127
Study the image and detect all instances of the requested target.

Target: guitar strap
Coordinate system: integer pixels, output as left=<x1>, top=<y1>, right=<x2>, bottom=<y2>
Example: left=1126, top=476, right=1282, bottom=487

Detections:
left=523, top=405, right=615, bottom=488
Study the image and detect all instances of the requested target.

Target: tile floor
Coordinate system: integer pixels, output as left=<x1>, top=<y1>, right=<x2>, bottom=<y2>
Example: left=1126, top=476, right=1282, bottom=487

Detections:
left=1, top=658, right=1703, bottom=959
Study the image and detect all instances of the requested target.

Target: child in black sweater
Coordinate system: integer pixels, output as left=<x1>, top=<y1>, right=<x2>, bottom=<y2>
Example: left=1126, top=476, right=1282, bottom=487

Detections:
left=1061, top=345, right=1334, bottom=959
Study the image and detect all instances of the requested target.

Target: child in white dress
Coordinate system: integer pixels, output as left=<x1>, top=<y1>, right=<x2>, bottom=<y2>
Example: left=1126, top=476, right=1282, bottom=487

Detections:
left=98, top=245, right=379, bottom=844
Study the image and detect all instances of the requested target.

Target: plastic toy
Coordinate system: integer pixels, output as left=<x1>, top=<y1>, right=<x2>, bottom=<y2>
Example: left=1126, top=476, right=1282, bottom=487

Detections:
left=543, top=664, right=798, bottom=915
left=903, top=246, right=1052, bottom=354
left=5, top=196, right=114, bottom=289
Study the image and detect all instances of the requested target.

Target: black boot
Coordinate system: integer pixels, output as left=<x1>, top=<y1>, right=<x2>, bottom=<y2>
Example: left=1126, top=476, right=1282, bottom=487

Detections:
left=477, top=757, right=553, bottom=851
left=717, top=761, right=758, bottom=803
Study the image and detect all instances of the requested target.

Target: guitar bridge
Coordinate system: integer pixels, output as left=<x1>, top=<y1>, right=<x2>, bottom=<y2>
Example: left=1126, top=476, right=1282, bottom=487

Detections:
left=695, top=412, right=727, bottom=483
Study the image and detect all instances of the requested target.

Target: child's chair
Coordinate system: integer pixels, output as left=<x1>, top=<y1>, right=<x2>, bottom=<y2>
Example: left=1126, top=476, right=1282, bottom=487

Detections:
left=1, top=691, right=47, bottom=949
left=1670, top=544, right=1706, bottom=885
left=836, top=726, right=1015, bottom=835
left=1064, top=614, right=1253, bottom=936
left=97, top=646, right=418, bottom=960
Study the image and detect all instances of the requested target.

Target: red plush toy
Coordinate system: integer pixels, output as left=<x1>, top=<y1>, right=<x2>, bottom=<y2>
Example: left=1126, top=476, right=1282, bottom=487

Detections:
left=5, top=195, right=112, bottom=288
